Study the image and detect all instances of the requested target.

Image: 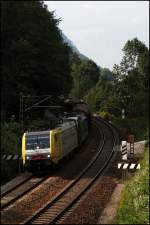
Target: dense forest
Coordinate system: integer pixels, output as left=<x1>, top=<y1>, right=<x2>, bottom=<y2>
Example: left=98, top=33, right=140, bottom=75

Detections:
left=85, top=38, right=149, bottom=139
left=1, top=1, right=72, bottom=122
left=1, top=1, right=149, bottom=182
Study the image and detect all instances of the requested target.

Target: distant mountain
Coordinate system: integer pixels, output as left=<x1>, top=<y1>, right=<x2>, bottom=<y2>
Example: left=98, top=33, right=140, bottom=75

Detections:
left=61, top=32, right=113, bottom=81
left=61, top=32, right=89, bottom=60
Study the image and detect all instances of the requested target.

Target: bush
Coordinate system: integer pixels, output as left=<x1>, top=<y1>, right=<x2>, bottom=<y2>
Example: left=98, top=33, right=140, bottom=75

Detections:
left=1, top=118, right=22, bottom=155
left=95, top=113, right=148, bottom=142
left=96, top=111, right=113, bottom=121
left=114, top=148, right=149, bottom=224
left=1, top=118, right=22, bottom=184
left=110, top=116, right=148, bottom=141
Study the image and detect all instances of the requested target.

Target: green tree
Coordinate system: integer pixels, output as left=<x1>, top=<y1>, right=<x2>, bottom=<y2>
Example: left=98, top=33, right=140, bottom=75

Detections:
left=1, top=1, right=72, bottom=121
left=112, top=38, right=149, bottom=118
left=70, top=57, right=100, bottom=99
left=86, top=37, right=149, bottom=139
left=85, top=75, right=115, bottom=113
left=110, top=38, right=149, bottom=140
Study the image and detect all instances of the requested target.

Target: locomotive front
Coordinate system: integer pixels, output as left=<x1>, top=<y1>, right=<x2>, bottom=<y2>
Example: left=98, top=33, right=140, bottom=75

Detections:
left=22, top=130, right=51, bottom=171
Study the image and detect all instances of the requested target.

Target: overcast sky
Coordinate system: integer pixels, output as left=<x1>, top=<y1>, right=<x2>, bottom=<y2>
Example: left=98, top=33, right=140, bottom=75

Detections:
left=45, top=1, right=149, bottom=70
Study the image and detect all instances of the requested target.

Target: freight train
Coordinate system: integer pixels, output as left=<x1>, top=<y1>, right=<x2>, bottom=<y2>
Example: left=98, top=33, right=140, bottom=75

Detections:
left=22, top=111, right=89, bottom=172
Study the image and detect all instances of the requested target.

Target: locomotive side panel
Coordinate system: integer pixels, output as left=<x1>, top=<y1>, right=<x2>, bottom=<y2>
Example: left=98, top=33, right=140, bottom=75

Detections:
left=50, top=122, right=78, bottom=164
left=61, top=125, right=78, bottom=157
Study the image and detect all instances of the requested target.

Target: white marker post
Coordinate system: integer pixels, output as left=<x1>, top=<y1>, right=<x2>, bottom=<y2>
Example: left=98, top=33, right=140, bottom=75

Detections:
left=121, top=140, right=128, bottom=160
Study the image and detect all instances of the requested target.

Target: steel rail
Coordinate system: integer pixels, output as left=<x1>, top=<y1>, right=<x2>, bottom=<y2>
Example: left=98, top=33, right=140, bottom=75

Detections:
left=1, top=174, right=33, bottom=198
left=1, top=175, right=50, bottom=210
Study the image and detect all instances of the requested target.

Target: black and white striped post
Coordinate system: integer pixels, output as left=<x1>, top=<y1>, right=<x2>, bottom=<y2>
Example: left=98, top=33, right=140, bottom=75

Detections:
left=121, top=140, right=128, bottom=160
left=121, top=140, right=128, bottom=179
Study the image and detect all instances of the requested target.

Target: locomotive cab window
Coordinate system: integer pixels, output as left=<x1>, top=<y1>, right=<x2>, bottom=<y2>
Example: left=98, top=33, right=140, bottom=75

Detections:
left=26, top=134, right=50, bottom=150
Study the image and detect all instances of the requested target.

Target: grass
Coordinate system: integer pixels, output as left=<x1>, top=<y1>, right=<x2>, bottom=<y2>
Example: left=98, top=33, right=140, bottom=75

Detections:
left=114, top=148, right=149, bottom=224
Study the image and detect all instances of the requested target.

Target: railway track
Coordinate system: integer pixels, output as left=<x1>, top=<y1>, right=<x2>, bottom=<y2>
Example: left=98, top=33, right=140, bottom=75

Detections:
left=1, top=117, right=119, bottom=224
left=23, top=117, right=117, bottom=224
left=1, top=173, right=33, bottom=197
left=1, top=175, right=50, bottom=210
left=61, top=118, right=121, bottom=224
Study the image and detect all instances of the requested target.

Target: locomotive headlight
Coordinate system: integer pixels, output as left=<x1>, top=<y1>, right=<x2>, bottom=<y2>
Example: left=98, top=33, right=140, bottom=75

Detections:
left=47, top=154, right=50, bottom=158
left=26, top=156, right=30, bottom=160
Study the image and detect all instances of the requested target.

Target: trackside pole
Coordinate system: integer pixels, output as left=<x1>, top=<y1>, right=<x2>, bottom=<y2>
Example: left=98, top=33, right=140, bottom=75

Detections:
left=121, top=141, right=128, bottom=160
left=127, top=134, right=135, bottom=160
left=121, top=141, right=127, bottom=180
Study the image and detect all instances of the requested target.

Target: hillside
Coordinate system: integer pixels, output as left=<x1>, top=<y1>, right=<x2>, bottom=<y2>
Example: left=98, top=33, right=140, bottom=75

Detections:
left=61, top=32, right=89, bottom=60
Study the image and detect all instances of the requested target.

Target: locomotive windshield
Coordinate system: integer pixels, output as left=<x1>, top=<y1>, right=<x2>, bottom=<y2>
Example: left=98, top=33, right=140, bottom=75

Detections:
left=26, top=133, right=50, bottom=150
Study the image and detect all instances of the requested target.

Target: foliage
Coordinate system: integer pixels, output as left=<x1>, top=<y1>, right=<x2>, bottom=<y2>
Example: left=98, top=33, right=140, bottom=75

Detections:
left=112, top=38, right=149, bottom=118
left=1, top=117, right=22, bottom=155
left=86, top=38, right=149, bottom=141
left=85, top=75, right=115, bottom=113
left=101, top=68, right=113, bottom=81
left=70, top=55, right=100, bottom=99
left=114, top=148, right=149, bottom=224
left=116, top=38, right=149, bottom=138
left=111, top=116, right=149, bottom=141
left=1, top=118, right=22, bottom=184
left=1, top=1, right=72, bottom=121
left=96, top=111, right=113, bottom=121
left=144, top=124, right=149, bottom=147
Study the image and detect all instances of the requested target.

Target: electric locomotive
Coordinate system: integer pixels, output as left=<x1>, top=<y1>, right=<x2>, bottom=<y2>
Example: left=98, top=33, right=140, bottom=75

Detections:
left=22, top=113, right=89, bottom=172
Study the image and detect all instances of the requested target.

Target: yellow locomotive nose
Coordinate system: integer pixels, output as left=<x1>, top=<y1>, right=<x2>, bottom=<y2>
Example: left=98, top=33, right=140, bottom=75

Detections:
left=22, top=133, right=26, bottom=165
left=50, top=129, right=62, bottom=164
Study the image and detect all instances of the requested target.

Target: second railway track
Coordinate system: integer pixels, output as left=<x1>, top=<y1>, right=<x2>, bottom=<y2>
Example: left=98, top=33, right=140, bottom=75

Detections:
left=1, top=175, right=51, bottom=210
